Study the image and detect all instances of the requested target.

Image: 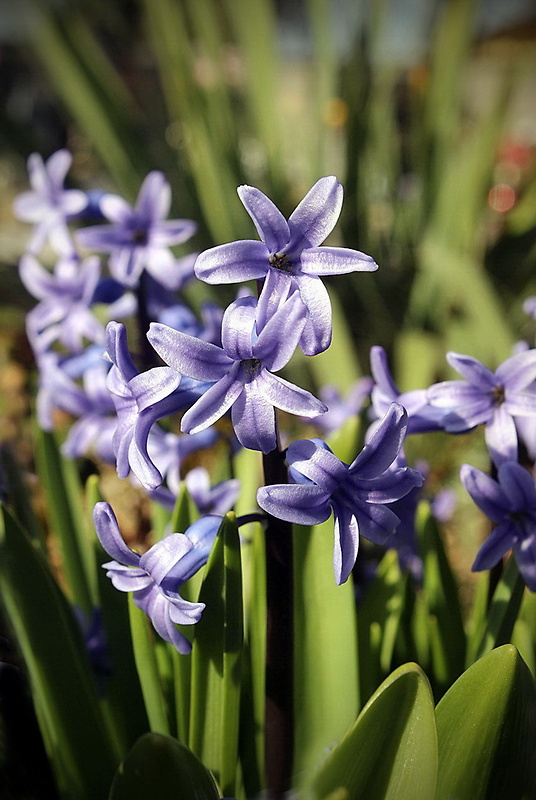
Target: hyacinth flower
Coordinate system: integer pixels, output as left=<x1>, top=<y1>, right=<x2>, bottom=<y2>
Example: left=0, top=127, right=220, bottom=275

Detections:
left=460, top=461, right=536, bottom=590
left=147, top=293, right=327, bottom=453
left=257, top=403, right=423, bottom=584
left=105, top=321, right=210, bottom=490
left=185, top=467, right=241, bottom=516
left=20, top=253, right=105, bottom=354
left=427, top=350, right=536, bottom=466
left=93, top=502, right=222, bottom=653
left=13, top=149, right=87, bottom=255
left=194, top=176, right=378, bottom=355
left=76, top=171, right=196, bottom=289
left=305, top=377, right=374, bottom=434
left=370, top=345, right=445, bottom=434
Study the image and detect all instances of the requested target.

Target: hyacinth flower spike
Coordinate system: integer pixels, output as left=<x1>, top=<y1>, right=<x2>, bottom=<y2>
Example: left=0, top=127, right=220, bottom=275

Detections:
left=147, top=293, right=327, bottom=453
left=257, top=403, right=423, bottom=584
left=94, top=502, right=221, bottom=653
left=460, top=461, right=536, bottom=591
left=13, top=149, right=87, bottom=255
left=194, top=177, right=378, bottom=355
left=427, top=350, right=536, bottom=466
left=76, top=171, right=196, bottom=289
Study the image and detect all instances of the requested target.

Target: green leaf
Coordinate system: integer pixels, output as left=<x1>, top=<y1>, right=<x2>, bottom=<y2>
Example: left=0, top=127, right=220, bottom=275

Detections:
left=308, top=662, right=438, bottom=800
left=189, top=513, right=243, bottom=797
left=109, top=732, right=220, bottom=800
left=293, top=520, right=359, bottom=786
left=0, top=504, right=116, bottom=799
left=436, top=644, right=536, bottom=800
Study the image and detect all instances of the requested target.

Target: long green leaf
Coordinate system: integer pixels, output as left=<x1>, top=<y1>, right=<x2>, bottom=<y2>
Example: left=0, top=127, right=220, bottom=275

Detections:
left=0, top=504, right=116, bottom=799
left=109, top=732, right=220, bottom=800
left=308, top=662, right=438, bottom=800
left=436, top=644, right=536, bottom=800
left=293, top=520, right=359, bottom=786
left=189, top=513, right=243, bottom=797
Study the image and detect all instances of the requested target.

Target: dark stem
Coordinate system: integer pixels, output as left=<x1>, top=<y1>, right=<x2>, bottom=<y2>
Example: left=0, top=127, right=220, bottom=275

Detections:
left=263, top=443, right=294, bottom=800
left=136, top=272, right=157, bottom=371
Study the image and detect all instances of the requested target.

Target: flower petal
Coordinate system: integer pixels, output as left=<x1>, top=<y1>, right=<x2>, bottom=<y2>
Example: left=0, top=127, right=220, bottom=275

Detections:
left=221, top=296, right=257, bottom=361
left=286, top=438, right=348, bottom=493
left=255, top=370, right=327, bottom=417
left=148, top=323, right=233, bottom=381
left=237, top=185, right=290, bottom=252
left=460, top=464, right=511, bottom=521
left=293, top=272, right=332, bottom=355
left=93, top=501, right=140, bottom=566
left=472, top=522, right=517, bottom=571
left=194, top=239, right=269, bottom=284
left=497, top=461, right=536, bottom=512
left=181, top=367, right=243, bottom=433
left=496, top=349, right=536, bottom=391
left=332, top=500, right=359, bottom=585
left=485, top=405, right=518, bottom=467
left=231, top=383, right=277, bottom=452
left=446, top=352, right=496, bottom=389
left=300, top=246, right=378, bottom=275
left=288, top=176, right=343, bottom=250
left=349, top=403, right=407, bottom=478
left=256, top=483, right=331, bottom=525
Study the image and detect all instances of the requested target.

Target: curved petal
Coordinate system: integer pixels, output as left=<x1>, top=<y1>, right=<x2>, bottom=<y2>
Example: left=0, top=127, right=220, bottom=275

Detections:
left=255, top=370, right=327, bottom=417
left=460, top=464, right=510, bottom=521
left=45, top=149, right=72, bottom=187
left=136, top=171, right=170, bottom=222
left=148, top=323, right=232, bottom=380
left=349, top=403, right=407, bottom=478
left=105, top=321, right=138, bottom=382
left=348, top=496, right=400, bottom=545
left=300, top=246, right=378, bottom=275
left=294, top=272, right=332, bottom=355
left=19, top=254, right=57, bottom=300
left=472, top=522, right=517, bottom=571
left=139, top=533, right=194, bottom=585
left=498, top=461, right=536, bottom=512
left=427, top=380, right=489, bottom=407
left=128, top=367, right=182, bottom=411
left=370, top=346, right=400, bottom=398
left=99, top=194, right=133, bottom=224
left=194, top=240, right=269, bottom=284
left=181, top=367, right=243, bottom=433
left=288, top=176, right=343, bottom=250
left=351, top=466, right=424, bottom=503
left=446, top=352, right=496, bottom=389
left=286, top=438, right=348, bottom=493
left=254, top=292, right=307, bottom=370
left=103, top=562, right=152, bottom=592
left=256, top=268, right=293, bottom=332
left=93, top=501, right=140, bottom=566
left=152, top=219, right=197, bottom=246
left=221, top=296, right=257, bottom=360
left=237, top=185, right=290, bottom=252
left=496, top=349, right=536, bottom=391
left=504, top=390, right=536, bottom=416
left=256, top=483, right=331, bottom=525
left=332, top=500, right=359, bottom=585
left=231, top=383, right=276, bottom=452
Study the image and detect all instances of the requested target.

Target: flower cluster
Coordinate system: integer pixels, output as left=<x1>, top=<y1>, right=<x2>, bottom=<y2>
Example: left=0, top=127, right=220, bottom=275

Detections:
left=15, top=150, right=536, bottom=658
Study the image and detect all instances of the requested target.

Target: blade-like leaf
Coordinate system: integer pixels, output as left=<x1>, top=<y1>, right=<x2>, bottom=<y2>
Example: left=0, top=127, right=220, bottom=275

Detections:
left=436, top=644, right=536, bottom=800
left=189, top=513, right=243, bottom=797
left=109, top=732, right=220, bottom=800
left=308, top=662, right=438, bottom=800
left=0, top=504, right=116, bottom=799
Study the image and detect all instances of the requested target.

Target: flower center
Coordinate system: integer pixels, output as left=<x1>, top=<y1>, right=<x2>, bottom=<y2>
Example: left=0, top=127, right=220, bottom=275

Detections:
left=492, top=384, right=505, bottom=406
left=241, top=358, right=261, bottom=381
left=131, top=227, right=148, bottom=246
left=269, top=252, right=293, bottom=273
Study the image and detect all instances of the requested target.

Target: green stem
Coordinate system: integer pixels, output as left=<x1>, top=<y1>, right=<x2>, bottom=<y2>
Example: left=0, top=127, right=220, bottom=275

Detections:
left=472, top=556, right=525, bottom=664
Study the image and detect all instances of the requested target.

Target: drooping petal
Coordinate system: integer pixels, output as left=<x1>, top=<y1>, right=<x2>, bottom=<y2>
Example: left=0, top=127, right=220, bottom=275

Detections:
left=128, top=367, right=182, bottom=412
left=332, top=500, right=359, bottom=585
left=254, top=293, right=307, bottom=370
left=237, top=185, right=290, bottom=252
left=93, top=502, right=140, bottom=567
left=255, top=370, right=327, bottom=417
left=106, top=321, right=138, bottom=383
left=446, top=352, right=496, bottom=389
left=256, top=483, right=331, bottom=525
left=343, top=495, right=400, bottom=546
left=484, top=405, right=518, bottom=466
left=287, top=176, right=343, bottom=251
left=350, top=466, right=424, bottom=504
left=231, top=383, right=277, bottom=452
left=139, top=533, right=194, bottom=585
left=472, top=522, right=517, bottom=571
left=498, top=461, right=536, bottom=512
left=194, top=239, right=269, bottom=284
left=300, top=246, right=378, bottom=275
left=103, top=562, right=152, bottom=592
left=181, top=367, right=243, bottom=433
left=148, top=323, right=233, bottom=381
left=460, top=464, right=511, bottom=521
left=293, top=272, right=332, bottom=355
left=349, top=404, right=407, bottom=479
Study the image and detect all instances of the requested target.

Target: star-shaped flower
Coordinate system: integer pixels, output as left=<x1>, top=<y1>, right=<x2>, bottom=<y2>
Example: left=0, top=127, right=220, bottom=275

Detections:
left=460, top=461, right=536, bottom=590
left=76, top=171, right=196, bottom=289
left=147, top=293, right=326, bottom=453
left=257, top=403, right=423, bottom=584
left=194, top=177, right=378, bottom=355
left=427, top=350, right=536, bottom=466
left=13, top=149, right=87, bottom=255
left=94, top=502, right=221, bottom=653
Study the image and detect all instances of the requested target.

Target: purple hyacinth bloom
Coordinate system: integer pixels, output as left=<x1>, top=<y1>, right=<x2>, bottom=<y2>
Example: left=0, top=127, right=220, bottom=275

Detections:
left=194, top=177, right=378, bottom=355
left=460, top=461, right=536, bottom=590
left=20, top=253, right=105, bottom=354
left=427, top=350, right=536, bottom=466
left=76, top=171, right=196, bottom=289
left=105, top=321, right=207, bottom=490
left=93, top=502, right=221, bottom=653
left=185, top=467, right=240, bottom=516
left=306, top=377, right=373, bottom=434
left=370, top=346, right=445, bottom=434
left=13, top=149, right=87, bottom=255
left=257, top=403, right=423, bottom=584
left=147, top=293, right=327, bottom=453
